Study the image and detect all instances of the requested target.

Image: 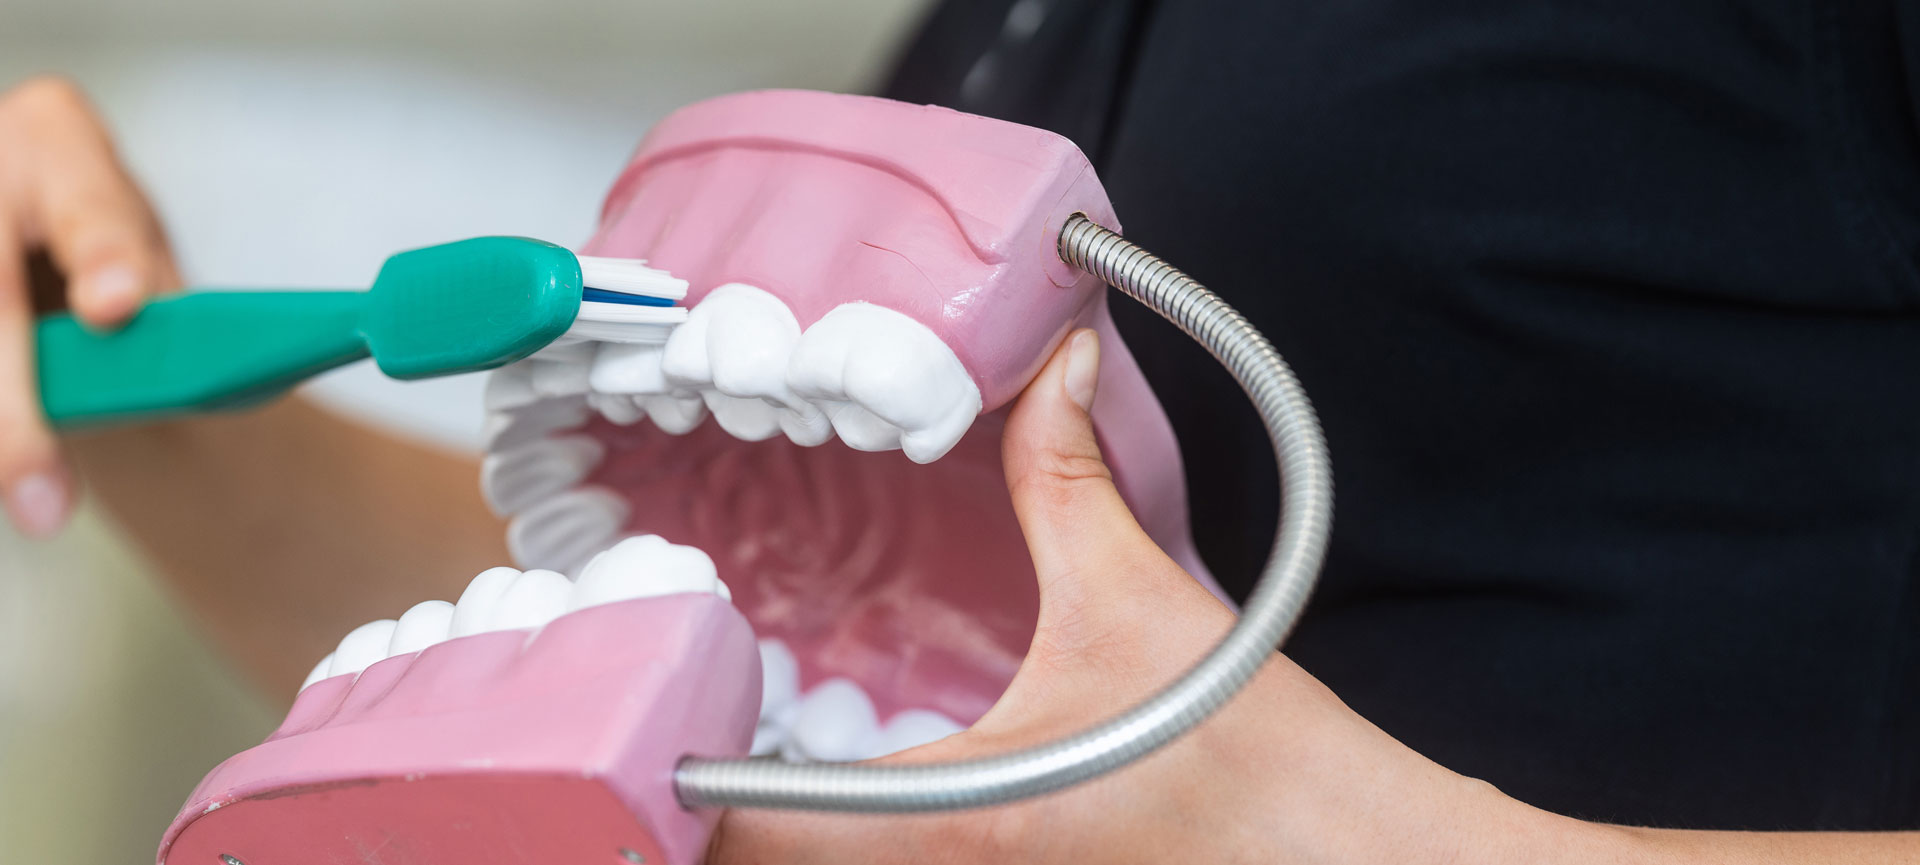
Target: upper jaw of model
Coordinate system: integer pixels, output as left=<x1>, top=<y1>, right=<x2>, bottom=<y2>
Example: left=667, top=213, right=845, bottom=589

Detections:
left=160, top=91, right=1215, bottom=865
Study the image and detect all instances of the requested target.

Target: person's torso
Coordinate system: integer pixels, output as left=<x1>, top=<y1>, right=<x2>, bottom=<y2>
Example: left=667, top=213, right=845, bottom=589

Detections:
left=888, top=0, right=1920, bottom=829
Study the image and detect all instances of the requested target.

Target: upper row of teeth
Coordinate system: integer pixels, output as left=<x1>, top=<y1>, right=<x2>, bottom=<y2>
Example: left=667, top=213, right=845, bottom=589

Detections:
left=481, top=284, right=985, bottom=573
left=485, top=283, right=983, bottom=465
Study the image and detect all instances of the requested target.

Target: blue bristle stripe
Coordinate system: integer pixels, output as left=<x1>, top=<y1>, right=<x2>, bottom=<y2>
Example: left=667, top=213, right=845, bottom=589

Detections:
left=581, top=287, right=676, bottom=307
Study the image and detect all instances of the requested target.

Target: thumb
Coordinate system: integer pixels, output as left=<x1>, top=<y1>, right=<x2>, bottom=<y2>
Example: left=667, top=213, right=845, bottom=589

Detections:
left=1002, top=329, right=1224, bottom=674
left=1002, top=329, right=1137, bottom=576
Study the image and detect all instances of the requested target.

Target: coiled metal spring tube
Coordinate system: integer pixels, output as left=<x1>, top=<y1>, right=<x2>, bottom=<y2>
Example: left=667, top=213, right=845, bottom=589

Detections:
left=674, top=214, right=1334, bottom=812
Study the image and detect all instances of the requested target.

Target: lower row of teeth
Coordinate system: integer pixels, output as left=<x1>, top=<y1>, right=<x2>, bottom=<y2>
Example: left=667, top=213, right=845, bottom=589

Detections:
left=302, top=535, right=966, bottom=764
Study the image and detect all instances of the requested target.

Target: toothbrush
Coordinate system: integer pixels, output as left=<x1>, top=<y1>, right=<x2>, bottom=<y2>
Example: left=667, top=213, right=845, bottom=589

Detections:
left=34, top=236, right=687, bottom=428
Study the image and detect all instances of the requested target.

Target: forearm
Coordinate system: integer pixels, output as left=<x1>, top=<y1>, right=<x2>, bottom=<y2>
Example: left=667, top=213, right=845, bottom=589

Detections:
left=1610, top=824, right=1916, bottom=864
left=1498, top=800, right=1917, bottom=864
left=68, top=395, right=506, bottom=695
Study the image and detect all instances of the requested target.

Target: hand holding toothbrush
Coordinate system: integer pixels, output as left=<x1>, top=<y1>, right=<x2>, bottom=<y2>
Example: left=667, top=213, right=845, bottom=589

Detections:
left=0, top=75, right=177, bottom=538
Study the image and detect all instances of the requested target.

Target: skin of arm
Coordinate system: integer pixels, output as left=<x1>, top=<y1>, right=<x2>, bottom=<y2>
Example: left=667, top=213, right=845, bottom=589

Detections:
left=3, top=76, right=1909, bottom=862
left=69, top=400, right=506, bottom=691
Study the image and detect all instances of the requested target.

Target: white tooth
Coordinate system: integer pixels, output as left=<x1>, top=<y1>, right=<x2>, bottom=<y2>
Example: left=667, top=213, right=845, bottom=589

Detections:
left=744, top=705, right=798, bottom=759
left=816, top=403, right=901, bottom=452
left=877, top=709, right=966, bottom=756
left=751, top=723, right=787, bottom=757
left=527, top=341, right=595, bottom=398
left=783, top=677, right=884, bottom=763
left=701, top=392, right=784, bottom=441
left=660, top=299, right=715, bottom=381
left=589, top=392, right=647, bottom=426
left=331, top=619, right=400, bottom=678
left=641, top=394, right=707, bottom=434
left=569, top=534, right=729, bottom=610
left=772, top=700, right=800, bottom=729
left=531, top=359, right=592, bottom=398
left=488, top=569, right=573, bottom=631
left=450, top=566, right=522, bottom=638
left=662, top=284, right=830, bottom=444
left=301, top=653, right=336, bottom=691
left=751, top=700, right=801, bottom=756
left=590, top=341, right=673, bottom=394
left=507, top=487, right=629, bottom=574
left=484, top=363, right=540, bottom=411
left=591, top=342, right=709, bottom=433
left=387, top=600, right=456, bottom=657
left=787, top=303, right=981, bottom=463
left=578, top=256, right=689, bottom=300
left=777, top=403, right=835, bottom=447
left=483, top=397, right=589, bottom=451
left=758, top=638, right=800, bottom=720
left=481, top=435, right=604, bottom=516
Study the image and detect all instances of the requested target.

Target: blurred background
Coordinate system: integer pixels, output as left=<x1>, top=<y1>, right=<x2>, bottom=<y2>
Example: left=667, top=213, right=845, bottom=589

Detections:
left=0, top=1, right=930, bottom=860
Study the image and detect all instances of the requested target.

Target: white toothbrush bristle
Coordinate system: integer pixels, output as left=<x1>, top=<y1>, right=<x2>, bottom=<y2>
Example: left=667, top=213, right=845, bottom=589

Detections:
left=567, top=255, right=688, bottom=344
left=566, top=305, right=686, bottom=344
left=578, top=256, right=689, bottom=300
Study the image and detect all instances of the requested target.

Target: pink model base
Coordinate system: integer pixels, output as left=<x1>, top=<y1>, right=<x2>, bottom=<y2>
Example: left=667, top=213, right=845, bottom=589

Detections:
left=158, top=595, right=759, bottom=865
left=163, top=90, right=1218, bottom=865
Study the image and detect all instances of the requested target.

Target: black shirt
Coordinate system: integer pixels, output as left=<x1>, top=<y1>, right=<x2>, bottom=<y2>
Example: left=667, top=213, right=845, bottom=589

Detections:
left=887, top=0, right=1920, bottom=831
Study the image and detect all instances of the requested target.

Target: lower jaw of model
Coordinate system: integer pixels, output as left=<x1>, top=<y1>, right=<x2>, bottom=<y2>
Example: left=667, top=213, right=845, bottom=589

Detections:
left=159, top=91, right=1217, bottom=865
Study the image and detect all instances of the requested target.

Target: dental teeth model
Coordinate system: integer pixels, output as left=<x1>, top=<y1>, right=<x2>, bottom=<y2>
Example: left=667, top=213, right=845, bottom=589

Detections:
left=161, top=90, right=1224, bottom=865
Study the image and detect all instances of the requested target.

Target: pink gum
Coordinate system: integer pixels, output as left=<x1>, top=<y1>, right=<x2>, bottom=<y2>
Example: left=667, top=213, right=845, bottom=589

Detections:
left=158, top=594, right=760, bottom=865
left=586, top=89, right=1121, bottom=412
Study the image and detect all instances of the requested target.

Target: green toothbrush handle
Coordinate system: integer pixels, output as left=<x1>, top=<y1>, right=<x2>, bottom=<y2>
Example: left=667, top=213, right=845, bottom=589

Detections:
left=34, top=236, right=586, bottom=429
left=36, top=291, right=372, bottom=428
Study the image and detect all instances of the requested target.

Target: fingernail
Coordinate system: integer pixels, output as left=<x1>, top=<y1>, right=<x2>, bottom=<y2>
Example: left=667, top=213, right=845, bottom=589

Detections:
left=1063, top=329, right=1100, bottom=412
left=85, top=265, right=142, bottom=318
left=7, top=471, right=70, bottom=538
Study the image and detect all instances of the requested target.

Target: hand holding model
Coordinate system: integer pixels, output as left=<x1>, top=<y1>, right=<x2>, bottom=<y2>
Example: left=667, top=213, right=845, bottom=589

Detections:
left=709, top=330, right=1911, bottom=865
left=709, top=328, right=1537, bottom=864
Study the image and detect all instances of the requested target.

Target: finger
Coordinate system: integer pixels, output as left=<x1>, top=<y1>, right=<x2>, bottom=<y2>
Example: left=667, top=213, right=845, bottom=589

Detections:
left=1002, top=329, right=1220, bottom=658
left=1002, top=329, right=1138, bottom=578
left=9, top=79, right=170, bottom=327
left=0, top=213, right=74, bottom=537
